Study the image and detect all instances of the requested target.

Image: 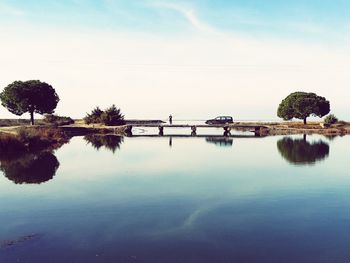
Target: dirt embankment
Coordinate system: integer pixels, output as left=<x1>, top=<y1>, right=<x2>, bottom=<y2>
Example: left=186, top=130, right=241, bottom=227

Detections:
left=258, top=121, right=350, bottom=136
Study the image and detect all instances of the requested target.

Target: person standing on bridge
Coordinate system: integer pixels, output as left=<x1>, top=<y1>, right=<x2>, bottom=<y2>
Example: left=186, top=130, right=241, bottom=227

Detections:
left=169, top=114, right=173, bottom=125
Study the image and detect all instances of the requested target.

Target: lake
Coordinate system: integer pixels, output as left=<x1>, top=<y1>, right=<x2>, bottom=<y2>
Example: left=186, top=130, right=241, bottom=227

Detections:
left=0, top=131, right=349, bottom=263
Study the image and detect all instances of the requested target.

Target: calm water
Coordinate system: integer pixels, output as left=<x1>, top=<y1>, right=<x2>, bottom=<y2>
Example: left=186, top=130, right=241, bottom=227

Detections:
left=0, top=132, right=349, bottom=263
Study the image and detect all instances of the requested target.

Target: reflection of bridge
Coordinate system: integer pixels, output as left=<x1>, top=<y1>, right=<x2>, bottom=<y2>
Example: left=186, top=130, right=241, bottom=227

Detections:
left=126, top=124, right=268, bottom=136
left=127, top=134, right=265, bottom=138
left=127, top=134, right=266, bottom=147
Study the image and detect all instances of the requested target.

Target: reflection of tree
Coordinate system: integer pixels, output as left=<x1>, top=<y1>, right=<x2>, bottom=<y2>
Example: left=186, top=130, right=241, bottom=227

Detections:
left=84, top=135, right=123, bottom=153
left=205, top=137, right=233, bottom=147
left=323, top=135, right=338, bottom=141
left=0, top=151, right=59, bottom=184
left=277, top=136, right=329, bottom=165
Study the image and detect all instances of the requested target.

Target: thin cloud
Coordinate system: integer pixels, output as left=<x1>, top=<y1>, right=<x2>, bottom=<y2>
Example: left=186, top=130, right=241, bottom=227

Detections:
left=148, top=1, right=217, bottom=34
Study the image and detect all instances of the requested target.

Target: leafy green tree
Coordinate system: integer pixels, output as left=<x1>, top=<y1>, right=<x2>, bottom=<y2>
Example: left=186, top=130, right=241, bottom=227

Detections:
left=277, top=92, right=330, bottom=124
left=0, top=80, right=59, bottom=125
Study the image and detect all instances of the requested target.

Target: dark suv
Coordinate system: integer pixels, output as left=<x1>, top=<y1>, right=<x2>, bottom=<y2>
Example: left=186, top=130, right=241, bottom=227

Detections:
left=205, top=116, right=234, bottom=125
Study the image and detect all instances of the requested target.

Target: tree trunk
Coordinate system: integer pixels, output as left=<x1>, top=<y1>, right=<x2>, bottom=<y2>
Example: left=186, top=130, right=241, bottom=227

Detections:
left=30, top=111, right=34, bottom=125
left=303, top=117, right=307, bottom=125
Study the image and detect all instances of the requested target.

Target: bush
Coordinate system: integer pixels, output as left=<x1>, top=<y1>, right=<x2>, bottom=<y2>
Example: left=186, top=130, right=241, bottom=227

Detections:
left=43, top=114, right=74, bottom=126
left=100, top=105, right=125, bottom=126
left=324, top=114, right=338, bottom=125
left=16, top=127, right=69, bottom=151
left=84, top=105, right=125, bottom=126
left=84, top=107, right=103, bottom=124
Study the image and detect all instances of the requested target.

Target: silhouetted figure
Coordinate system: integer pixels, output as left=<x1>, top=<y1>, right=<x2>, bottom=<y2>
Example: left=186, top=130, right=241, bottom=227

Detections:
left=169, top=115, right=173, bottom=125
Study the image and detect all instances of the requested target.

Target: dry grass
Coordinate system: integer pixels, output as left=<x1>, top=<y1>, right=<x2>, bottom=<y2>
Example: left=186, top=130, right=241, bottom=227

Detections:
left=0, top=119, right=46, bottom=127
left=17, top=127, right=70, bottom=148
left=0, top=127, right=70, bottom=159
left=0, top=133, right=26, bottom=160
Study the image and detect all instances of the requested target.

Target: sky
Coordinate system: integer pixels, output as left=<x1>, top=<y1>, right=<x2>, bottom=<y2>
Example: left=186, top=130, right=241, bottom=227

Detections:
left=0, top=0, right=349, bottom=120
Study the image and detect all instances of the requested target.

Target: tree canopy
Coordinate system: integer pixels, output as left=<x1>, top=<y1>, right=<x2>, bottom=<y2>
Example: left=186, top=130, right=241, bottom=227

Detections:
left=0, top=80, right=59, bottom=125
left=277, top=92, right=330, bottom=124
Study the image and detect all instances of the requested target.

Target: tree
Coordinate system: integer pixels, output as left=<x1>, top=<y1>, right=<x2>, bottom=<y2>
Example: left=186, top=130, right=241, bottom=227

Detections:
left=0, top=80, right=59, bottom=125
left=277, top=92, right=330, bottom=124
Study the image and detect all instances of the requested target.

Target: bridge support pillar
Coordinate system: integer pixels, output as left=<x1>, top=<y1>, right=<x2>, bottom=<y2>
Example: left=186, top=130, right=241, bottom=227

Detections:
left=254, top=126, right=262, bottom=137
left=191, top=126, right=197, bottom=136
left=124, top=125, right=133, bottom=135
left=158, top=126, right=164, bottom=136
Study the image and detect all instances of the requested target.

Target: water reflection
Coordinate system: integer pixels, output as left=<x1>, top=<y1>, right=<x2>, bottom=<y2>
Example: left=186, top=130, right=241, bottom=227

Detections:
left=128, top=133, right=261, bottom=148
left=205, top=137, right=233, bottom=147
left=0, top=151, right=59, bottom=184
left=169, top=136, right=172, bottom=147
left=1, top=135, right=350, bottom=263
left=277, top=135, right=330, bottom=165
left=84, top=134, right=124, bottom=153
left=323, top=135, right=338, bottom=141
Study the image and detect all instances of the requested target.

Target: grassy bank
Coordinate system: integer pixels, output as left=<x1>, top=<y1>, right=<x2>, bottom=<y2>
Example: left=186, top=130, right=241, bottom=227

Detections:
left=258, top=121, right=350, bottom=136
left=0, top=127, right=69, bottom=159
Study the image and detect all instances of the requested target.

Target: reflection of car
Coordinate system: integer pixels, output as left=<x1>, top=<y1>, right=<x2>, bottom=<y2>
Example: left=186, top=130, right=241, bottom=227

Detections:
left=205, top=116, right=233, bottom=125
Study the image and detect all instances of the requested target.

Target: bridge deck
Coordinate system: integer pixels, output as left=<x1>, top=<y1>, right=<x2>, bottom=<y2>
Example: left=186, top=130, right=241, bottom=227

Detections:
left=126, top=123, right=269, bottom=135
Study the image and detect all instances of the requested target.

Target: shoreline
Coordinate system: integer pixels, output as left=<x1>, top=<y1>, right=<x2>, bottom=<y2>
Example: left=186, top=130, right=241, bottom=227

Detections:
left=61, top=121, right=350, bottom=137
left=0, top=120, right=349, bottom=138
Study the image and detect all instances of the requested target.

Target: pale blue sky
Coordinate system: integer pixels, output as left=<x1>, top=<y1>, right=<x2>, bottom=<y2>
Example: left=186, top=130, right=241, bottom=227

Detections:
left=2, top=0, right=350, bottom=40
left=0, top=0, right=349, bottom=120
